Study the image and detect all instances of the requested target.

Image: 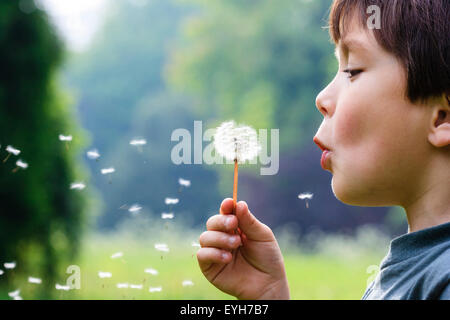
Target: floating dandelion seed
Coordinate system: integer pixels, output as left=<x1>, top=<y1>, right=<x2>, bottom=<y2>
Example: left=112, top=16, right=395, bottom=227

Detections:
left=149, top=286, right=162, bottom=293
left=144, top=268, right=158, bottom=275
left=191, top=241, right=200, bottom=248
left=161, top=212, right=174, bottom=219
left=3, top=145, right=21, bottom=163
left=13, top=296, right=23, bottom=300
left=4, top=262, right=16, bottom=269
left=28, top=277, right=42, bottom=284
left=164, top=197, right=179, bottom=205
left=12, top=159, right=28, bottom=173
left=214, top=121, right=260, bottom=230
left=70, top=182, right=86, bottom=190
left=0, top=269, right=4, bottom=276
left=298, top=192, right=314, bottom=208
left=59, top=134, right=72, bottom=150
left=98, top=271, right=112, bottom=278
left=101, top=167, right=115, bottom=184
left=55, top=284, right=70, bottom=291
left=128, top=204, right=142, bottom=215
left=86, top=149, right=101, bottom=161
left=117, top=283, right=129, bottom=289
left=111, top=252, right=123, bottom=259
left=178, top=178, right=191, bottom=187
left=130, top=284, right=143, bottom=290
left=154, top=243, right=169, bottom=252
left=182, top=280, right=194, bottom=287
left=101, top=167, right=115, bottom=175
left=130, top=138, right=147, bottom=153
left=8, top=290, right=20, bottom=298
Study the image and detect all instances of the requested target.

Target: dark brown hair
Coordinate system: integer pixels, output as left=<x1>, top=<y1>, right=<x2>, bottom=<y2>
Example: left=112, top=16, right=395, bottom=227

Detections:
left=329, top=0, right=449, bottom=102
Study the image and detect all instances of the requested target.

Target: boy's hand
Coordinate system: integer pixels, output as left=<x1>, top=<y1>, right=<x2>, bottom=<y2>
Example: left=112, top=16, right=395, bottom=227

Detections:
left=197, top=198, right=290, bottom=300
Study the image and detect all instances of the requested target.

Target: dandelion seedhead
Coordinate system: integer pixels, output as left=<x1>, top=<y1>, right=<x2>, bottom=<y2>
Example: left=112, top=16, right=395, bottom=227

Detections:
left=0, top=269, right=4, bottom=276
left=213, top=120, right=261, bottom=163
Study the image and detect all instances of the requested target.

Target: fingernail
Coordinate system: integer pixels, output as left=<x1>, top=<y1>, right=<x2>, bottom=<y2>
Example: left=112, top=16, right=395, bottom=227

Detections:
left=222, top=252, right=229, bottom=261
left=228, top=236, right=237, bottom=246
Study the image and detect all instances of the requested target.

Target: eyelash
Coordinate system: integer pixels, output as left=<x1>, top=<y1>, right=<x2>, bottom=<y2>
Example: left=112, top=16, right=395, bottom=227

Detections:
left=343, top=68, right=362, bottom=79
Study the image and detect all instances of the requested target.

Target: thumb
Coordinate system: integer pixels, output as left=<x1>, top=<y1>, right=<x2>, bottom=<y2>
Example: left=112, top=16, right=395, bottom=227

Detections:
left=235, top=201, right=273, bottom=241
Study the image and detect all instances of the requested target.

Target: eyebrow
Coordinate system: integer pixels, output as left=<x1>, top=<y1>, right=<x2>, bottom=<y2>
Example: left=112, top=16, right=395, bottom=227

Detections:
left=340, top=38, right=369, bottom=53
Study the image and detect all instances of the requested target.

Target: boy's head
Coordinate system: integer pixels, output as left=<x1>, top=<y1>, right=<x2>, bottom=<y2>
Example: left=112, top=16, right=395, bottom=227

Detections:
left=314, top=0, right=449, bottom=208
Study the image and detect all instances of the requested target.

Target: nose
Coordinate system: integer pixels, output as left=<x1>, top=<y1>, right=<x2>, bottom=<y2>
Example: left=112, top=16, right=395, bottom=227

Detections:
left=315, top=81, right=336, bottom=117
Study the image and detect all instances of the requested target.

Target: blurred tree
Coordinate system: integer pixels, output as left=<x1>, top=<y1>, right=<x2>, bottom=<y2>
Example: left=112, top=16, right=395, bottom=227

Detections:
left=167, top=0, right=337, bottom=151
left=0, top=0, right=89, bottom=298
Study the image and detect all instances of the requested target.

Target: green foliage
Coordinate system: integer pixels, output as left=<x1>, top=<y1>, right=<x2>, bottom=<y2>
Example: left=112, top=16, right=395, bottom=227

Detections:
left=0, top=1, right=89, bottom=297
left=167, top=0, right=336, bottom=151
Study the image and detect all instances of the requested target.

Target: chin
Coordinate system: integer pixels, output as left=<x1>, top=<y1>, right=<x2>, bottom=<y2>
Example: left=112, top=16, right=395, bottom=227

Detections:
left=331, top=175, right=384, bottom=207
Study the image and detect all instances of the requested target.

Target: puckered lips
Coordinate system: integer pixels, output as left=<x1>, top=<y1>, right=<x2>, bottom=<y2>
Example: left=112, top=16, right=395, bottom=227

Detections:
left=313, top=136, right=332, bottom=171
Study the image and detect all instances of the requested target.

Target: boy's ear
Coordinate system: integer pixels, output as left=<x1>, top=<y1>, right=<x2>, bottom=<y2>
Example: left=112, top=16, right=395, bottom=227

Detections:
left=428, top=93, right=450, bottom=148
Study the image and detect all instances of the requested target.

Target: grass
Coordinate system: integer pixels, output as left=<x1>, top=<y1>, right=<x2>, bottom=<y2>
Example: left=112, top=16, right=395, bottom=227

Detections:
left=0, top=216, right=389, bottom=300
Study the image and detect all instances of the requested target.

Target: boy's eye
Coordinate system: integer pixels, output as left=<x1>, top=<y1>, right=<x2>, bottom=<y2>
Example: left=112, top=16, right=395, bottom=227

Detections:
left=343, top=68, right=362, bottom=79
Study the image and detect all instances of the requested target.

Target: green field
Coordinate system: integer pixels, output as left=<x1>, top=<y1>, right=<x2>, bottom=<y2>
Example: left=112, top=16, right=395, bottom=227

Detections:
left=0, top=217, right=389, bottom=300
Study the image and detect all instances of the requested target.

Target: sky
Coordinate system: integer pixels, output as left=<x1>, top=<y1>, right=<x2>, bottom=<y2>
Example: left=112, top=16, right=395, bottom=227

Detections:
left=36, top=0, right=110, bottom=52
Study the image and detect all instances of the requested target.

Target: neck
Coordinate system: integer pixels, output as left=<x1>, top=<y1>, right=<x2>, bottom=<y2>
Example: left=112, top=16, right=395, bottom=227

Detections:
left=402, top=155, right=450, bottom=233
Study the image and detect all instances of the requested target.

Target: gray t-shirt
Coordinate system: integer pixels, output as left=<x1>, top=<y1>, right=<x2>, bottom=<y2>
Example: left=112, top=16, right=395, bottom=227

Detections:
left=362, top=221, right=450, bottom=300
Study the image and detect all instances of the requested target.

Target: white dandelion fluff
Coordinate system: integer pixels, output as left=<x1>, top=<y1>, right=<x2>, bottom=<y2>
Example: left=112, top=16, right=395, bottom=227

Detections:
left=298, top=192, right=314, bottom=208
left=129, top=138, right=147, bottom=146
left=128, top=204, right=142, bottom=214
left=58, top=134, right=72, bottom=142
left=101, top=167, right=115, bottom=175
left=161, top=212, right=174, bottom=219
left=144, top=268, right=158, bottom=275
left=8, top=290, right=20, bottom=298
left=298, top=192, right=313, bottom=200
left=13, top=296, right=23, bottom=300
left=154, top=243, right=169, bottom=252
left=110, top=252, right=123, bottom=259
left=164, top=197, right=179, bottom=205
left=178, top=178, right=191, bottom=187
left=86, top=149, right=100, bottom=160
left=116, top=283, right=129, bottom=289
left=130, top=284, right=143, bottom=290
left=6, top=145, right=21, bottom=156
left=12, top=159, right=29, bottom=173
left=0, top=269, right=4, bottom=276
left=149, top=286, right=162, bottom=293
left=28, top=277, right=42, bottom=284
left=4, top=262, right=16, bottom=269
left=55, top=284, right=70, bottom=291
left=182, top=280, right=194, bottom=287
left=70, top=182, right=86, bottom=190
left=98, top=271, right=112, bottom=278
left=213, top=120, right=261, bottom=163
left=191, top=241, right=200, bottom=248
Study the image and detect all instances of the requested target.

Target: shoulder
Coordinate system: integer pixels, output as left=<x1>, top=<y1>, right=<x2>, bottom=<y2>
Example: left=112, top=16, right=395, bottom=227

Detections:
left=421, top=245, right=450, bottom=299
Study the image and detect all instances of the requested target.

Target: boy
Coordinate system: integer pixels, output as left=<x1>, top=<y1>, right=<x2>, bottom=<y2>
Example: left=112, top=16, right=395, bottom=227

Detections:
left=196, top=0, right=449, bottom=300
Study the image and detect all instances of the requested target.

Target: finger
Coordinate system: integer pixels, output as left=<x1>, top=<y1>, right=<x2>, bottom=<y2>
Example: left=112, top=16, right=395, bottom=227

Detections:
left=199, top=230, right=242, bottom=250
left=220, top=198, right=235, bottom=215
left=206, top=214, right=238, bottom=232
left=196, top=247, right=232, bottom=271
left=236, top=201, right=274, bottom=241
